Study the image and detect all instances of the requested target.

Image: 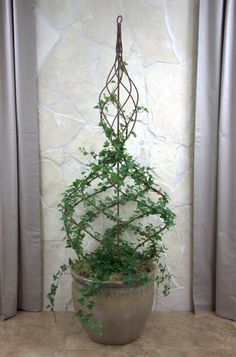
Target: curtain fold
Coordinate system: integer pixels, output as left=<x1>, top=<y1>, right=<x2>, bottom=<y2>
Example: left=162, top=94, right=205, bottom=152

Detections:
left=193, top=0, right=236, bottom=320
left=0, top=0, right=41, bottom=318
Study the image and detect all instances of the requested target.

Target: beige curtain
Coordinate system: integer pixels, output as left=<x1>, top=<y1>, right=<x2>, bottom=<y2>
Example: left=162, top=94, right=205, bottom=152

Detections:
left=193, top=0, right=236, bottom=320
left=0, top=0, right=41, bottom=318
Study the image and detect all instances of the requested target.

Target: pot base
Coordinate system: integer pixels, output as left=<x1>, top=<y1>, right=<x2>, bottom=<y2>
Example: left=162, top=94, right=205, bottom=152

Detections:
left=89, top=333, right=139, bottom=346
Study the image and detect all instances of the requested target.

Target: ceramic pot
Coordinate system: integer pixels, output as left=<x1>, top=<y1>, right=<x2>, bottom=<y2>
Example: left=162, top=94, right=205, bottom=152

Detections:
left=71, top=268, right=154, bottom=345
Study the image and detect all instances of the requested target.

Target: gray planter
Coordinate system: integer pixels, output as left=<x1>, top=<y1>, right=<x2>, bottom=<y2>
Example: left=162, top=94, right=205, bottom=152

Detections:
left=71, top=268, right=154, bottom=345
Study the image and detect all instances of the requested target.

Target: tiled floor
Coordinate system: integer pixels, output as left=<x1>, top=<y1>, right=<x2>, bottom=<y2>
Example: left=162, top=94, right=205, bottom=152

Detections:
left=0, top=311, right=236, bottom=356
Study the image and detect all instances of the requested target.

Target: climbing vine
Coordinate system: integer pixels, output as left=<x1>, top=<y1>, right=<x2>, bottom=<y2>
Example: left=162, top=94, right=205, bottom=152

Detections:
left=47, top=15, right=176, bottom=336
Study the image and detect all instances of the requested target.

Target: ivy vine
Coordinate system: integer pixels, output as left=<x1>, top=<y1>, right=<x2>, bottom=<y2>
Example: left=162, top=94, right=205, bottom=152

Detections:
left=47, top=20, right=176, bottom=335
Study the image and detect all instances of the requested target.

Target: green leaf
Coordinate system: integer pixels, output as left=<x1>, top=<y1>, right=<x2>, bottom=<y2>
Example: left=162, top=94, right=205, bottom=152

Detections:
left=78, top=297, right=86, bottom=305
left=110, top=173, right=121, bottom=184
left=75, top=310, right=84, bottom=318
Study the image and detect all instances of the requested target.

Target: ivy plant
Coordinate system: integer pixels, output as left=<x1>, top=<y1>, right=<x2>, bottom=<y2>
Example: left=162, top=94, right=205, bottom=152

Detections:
left=47, top=16, right=176, bottom=336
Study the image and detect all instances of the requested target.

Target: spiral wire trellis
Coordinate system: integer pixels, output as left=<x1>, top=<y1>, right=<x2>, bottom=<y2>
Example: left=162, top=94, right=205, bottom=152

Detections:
left=98, top=15, right=140, bottom=247
left=59, top=15, right=174, bottom=259
left=98, top=15, right=139, bottom=142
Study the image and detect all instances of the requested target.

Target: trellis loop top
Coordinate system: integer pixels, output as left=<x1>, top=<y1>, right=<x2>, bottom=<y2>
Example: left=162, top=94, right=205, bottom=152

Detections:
left=117, top=15, right=123, bottom=24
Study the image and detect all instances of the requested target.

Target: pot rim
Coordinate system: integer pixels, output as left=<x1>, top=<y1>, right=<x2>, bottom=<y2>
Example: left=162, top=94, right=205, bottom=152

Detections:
left=71, top=267, right=155, bottom=289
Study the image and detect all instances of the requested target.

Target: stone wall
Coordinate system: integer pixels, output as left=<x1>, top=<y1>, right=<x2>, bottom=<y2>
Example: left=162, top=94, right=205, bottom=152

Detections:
left=36, top=0, right=199, bottom=311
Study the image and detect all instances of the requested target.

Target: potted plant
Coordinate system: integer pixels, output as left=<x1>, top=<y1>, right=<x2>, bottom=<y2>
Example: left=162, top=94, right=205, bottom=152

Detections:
left=47, top=15, right=176, bottom=345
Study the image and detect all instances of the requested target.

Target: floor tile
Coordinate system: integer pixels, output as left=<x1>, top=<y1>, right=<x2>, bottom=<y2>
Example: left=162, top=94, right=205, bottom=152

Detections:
left=0, top=311, right=235, bottom=356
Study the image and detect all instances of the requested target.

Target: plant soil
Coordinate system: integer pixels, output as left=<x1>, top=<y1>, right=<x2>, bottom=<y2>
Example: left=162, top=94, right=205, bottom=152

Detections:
left=73, top=259, right=155, bottom=282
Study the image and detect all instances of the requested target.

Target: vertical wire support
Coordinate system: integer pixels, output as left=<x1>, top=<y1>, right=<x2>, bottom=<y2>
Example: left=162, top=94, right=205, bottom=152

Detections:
left=116, top=16, right=122, bottom=252
left=98, top=15, right=140, bottom=252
